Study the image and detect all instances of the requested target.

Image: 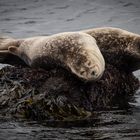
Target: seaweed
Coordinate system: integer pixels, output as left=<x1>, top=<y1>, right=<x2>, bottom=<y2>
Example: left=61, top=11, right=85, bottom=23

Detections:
left=0, top=63, right=139, bottom=121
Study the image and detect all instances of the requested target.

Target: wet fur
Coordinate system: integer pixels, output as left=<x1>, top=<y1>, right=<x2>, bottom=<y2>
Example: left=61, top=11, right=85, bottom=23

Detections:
left=0, top=27, right=140, bottom=72
left=82, top=27, right=140, bottom=72
left=7, top=32, right=105, bottom=81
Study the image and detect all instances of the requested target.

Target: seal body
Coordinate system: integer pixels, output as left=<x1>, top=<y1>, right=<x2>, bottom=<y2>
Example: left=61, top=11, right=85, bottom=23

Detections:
left=7, top=32, right=105, bottom=81
left=82, top=27, right=140, bottom=72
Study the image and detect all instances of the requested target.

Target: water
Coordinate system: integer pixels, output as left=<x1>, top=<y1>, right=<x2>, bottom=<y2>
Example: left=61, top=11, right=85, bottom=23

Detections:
left=0, top=0, right=140, bottom=139
left=0, top=108, right=140, bottom=140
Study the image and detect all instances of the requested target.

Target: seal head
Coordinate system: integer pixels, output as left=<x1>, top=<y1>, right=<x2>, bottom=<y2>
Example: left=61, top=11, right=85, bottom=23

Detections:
left=65, top=34, right=105, bottom=81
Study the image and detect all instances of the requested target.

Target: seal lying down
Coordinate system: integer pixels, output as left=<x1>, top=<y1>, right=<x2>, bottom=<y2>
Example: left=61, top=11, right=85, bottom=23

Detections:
left=83, top=27, right=140, bottom=72
left=0, top=32, right=105, bottom=81
left=1, top=27, right=140, bottom=73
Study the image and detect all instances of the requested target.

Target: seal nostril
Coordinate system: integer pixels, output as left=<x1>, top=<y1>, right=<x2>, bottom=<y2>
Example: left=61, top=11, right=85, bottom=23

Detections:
left=91, top=71, right=95, bottom=76
left=80, top=71, right=85, bottom=75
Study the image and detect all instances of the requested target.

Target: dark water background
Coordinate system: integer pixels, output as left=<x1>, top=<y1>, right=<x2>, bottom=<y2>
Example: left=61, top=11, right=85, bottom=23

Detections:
left=0, top=0, right=140, bottom=139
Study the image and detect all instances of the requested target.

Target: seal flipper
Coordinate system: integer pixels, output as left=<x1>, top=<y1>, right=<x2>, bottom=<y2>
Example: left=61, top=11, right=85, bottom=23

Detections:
left=8, top=46, right=19, bottom=56
left=7, top=39, right=23, bottom=53
left=0, top=49, right=27, bottom=66
left=0, top=36, right=15, bottom=50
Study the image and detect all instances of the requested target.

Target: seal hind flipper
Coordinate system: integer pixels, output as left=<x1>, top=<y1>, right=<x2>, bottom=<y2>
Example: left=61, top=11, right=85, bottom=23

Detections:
left=8, top=46, right=18, bottom=55
left=0, top=36, right=15, bottom=50
left=0, top=50, right=9, bottom=62
left=0, top=38, right=26, bottom=66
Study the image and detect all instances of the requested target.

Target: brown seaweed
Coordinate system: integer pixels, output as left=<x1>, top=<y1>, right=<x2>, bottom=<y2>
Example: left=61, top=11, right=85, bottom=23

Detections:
left=0, top=63, right=139, bottom=121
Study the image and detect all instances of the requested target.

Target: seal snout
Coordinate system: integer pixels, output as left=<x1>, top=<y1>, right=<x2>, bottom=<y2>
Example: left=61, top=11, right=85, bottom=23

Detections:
left=73, top=49, right=105, bottom=81
left=91, top=70, right=96, bottom=76
left=87, top=63, right=104, bottom=81
left=91, top=65, right=99, bottom=76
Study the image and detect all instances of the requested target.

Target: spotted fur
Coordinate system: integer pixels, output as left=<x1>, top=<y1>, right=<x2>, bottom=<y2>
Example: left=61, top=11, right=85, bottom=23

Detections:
left=82, top=27, right=140, bottom=71
left=7, top=32, right=105, bottom=81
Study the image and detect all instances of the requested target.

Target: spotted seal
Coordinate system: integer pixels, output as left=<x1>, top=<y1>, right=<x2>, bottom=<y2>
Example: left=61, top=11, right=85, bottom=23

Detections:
left=82, top=27, right=140, bottom=72
left=5, top=32, right=105, bottom=81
